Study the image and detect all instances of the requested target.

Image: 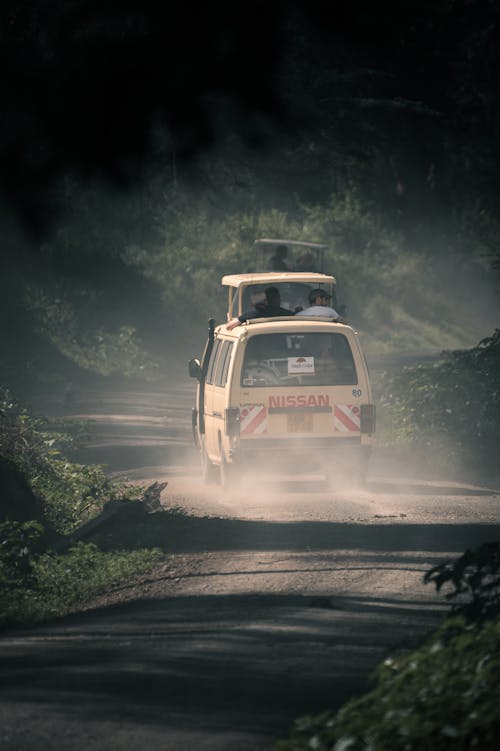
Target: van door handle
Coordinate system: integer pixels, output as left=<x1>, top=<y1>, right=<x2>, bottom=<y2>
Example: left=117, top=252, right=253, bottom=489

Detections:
left=212, top=411, right=223, bottom=417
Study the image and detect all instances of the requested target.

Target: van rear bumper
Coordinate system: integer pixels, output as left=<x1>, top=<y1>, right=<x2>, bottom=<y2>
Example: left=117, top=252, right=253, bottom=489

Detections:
left=232, top=436, right=371, bottom=469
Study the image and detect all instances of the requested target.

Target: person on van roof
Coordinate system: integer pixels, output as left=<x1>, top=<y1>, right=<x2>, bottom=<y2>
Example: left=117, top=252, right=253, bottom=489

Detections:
left=227, top=286, right=290, bottom=330
left=269, top=244, right=289, bottom=271
left=295, top=251, right=317, bottom=272
left=295, top=288, right=343, bottom=320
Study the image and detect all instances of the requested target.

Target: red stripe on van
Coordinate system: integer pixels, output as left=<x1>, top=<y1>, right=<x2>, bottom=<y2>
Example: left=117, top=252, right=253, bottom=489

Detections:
left=240, top=404, right=268, bottom=434
left=334, top=404, right=361, bottom=432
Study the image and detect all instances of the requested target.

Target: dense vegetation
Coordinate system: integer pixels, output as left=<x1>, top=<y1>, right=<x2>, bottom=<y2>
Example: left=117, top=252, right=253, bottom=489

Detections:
left=4, top=181, right=497, bottom=397
left=0, top=388, right=164, bottom=629
left=276, top=540, right=500, bottom=751
left=376, top=328, right=500, bottom=480
left=2, top=2, right=500, bottom=397
left=0, top=520, right=164, bottom=629
left=0, top=387, right=143, bottom=533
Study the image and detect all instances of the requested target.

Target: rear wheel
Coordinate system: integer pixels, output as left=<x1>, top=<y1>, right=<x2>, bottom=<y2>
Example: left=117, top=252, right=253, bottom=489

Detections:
left=325, top=456, right=368, bottom=490
left=324, top=468, right=338, bottom=490
left=200, top=438, right=218, bottom=484
left=219, top=448, right=239, bottom=491
left=354, top=452, right=370, bottom=489
left=353, top=464, right=367, bottom=489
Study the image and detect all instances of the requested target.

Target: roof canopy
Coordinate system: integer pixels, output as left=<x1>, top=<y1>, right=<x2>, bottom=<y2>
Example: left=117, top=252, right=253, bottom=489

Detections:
left=222, top=272, right=336, bottom=288
left=254, top=238, right=328, bottom=250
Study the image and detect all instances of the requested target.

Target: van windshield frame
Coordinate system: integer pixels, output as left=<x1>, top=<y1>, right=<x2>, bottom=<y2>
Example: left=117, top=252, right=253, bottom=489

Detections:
left=240, top=281, right=332, bottom=316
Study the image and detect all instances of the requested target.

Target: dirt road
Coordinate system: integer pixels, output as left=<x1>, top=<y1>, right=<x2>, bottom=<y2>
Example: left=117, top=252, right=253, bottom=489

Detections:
left=1, top=384, right=499, bottom=750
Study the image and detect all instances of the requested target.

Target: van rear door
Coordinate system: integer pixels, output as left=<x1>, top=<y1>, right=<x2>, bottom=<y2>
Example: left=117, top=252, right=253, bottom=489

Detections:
left=235, top=328, right=369, bottom=441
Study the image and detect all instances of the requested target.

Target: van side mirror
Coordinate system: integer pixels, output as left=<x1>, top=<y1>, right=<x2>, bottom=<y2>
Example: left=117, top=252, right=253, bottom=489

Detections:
left=188, top=358, right=202, bottom=380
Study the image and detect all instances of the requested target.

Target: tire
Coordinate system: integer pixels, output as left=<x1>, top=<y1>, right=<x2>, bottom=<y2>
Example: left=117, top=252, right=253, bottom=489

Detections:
left=353, top=466, right=367, bottom=489
left=324, top=469, right=335, bottom=490
left=325, top=457, right=367, bottom=489
left=355, top=452, right=370, bottom=489
left=200, top=439, right=218, bottom=484
left=219, top=449, right=239, bottom=491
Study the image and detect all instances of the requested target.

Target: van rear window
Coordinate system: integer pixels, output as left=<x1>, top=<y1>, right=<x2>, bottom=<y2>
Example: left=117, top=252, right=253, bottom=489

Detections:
left=241, top=333, right=357, bottom=387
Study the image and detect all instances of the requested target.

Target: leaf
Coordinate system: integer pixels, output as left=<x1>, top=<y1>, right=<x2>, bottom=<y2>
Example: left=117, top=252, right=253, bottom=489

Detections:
left=333, top=738, right=356, bottom=751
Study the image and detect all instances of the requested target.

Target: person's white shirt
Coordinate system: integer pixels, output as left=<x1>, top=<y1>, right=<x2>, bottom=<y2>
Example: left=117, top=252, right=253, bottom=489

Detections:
left=296, top=305, right=340, bottom=319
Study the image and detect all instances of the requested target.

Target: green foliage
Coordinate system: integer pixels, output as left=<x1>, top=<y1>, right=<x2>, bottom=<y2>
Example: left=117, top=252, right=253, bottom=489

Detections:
left=29, top=458, right=143, bottom=534
left=301, top=191, right=497, bottom=354
left=124, top=203, right=307, bottom=326
left=0, top=521, right=164, bottom=628
left=377, top=329, right=500, bottom=477
left=26, top=285, right=160, bottom=378
left=12, top=167, right=498, bottom=386
left=122, top=186, right=498, bottom=359
left=0, top=520, right=44, bottom=589
left=0, top=387, right=142, bottom=533
left=3, top=3, right=500, bottom=389
left=425, top=542, right=500, bottom=624
left=0, top=394, right=163, bottom=630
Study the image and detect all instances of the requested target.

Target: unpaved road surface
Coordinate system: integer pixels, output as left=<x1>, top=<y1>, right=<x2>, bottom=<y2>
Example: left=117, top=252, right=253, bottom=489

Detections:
left=1, top=383, right=500, bottom=750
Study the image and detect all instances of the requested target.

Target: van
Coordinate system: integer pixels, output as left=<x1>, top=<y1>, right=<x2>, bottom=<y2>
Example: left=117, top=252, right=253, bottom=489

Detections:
left=189, top=314, right=375, bottom=489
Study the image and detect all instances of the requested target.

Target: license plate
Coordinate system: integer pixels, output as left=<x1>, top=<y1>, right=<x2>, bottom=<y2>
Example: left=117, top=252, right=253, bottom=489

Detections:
left=287, top=412, right=314, bottom=432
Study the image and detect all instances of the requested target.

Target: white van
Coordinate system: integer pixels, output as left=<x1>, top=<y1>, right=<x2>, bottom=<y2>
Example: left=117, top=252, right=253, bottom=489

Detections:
left=189, top=242, right=374, bottom=488
left=189, top=314, right=375, bottom=489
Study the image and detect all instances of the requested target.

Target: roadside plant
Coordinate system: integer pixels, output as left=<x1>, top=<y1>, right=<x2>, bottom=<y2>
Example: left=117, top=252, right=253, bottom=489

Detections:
left=0, top=386, right=142, bottom=533
left=0, top=520, right=44, bottom=589
left=26, top=286, right=160, bottom=379
left=424, top=541, right=500, bottom=623
left=0, top=529, right=165, bottom=629
left=377, top=329, right=500, bottom=478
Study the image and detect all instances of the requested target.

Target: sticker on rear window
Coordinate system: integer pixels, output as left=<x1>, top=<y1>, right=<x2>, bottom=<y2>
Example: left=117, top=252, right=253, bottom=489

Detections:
left=288, top=356, right=315, bottom=375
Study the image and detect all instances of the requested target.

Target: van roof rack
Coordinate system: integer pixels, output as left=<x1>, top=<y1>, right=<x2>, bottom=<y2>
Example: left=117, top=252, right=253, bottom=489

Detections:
left=254, top=238, right=328, bottom=250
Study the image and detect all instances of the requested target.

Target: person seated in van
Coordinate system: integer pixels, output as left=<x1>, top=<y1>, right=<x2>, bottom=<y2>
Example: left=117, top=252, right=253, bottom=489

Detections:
left=264, top=286, right=290, bottom=316
left=269, top=244, right=289, bottom=271
left=228, top=290, right=267, bottom=329
left=227, top=287, right=290, bottom=330
left=295, top=288, right=344, bottom=320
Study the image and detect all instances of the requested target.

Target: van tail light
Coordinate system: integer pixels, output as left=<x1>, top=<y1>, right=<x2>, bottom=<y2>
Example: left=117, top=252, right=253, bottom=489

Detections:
left=360, top=404, right=376, bottom=434
left=225, top=408, right=241, bottom=437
